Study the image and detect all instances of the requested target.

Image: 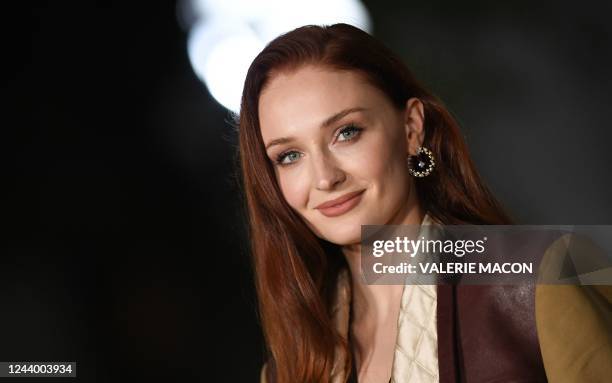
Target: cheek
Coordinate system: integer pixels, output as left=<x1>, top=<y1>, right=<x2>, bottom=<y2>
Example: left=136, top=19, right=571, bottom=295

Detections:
left=351, top=130, right=405, bottom=184
left=277, top=169, right=310, bottom=210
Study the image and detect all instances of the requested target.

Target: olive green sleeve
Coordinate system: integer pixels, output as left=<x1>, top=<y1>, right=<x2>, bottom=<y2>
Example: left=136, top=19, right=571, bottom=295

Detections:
left=536, top=284, right=612, bottom=382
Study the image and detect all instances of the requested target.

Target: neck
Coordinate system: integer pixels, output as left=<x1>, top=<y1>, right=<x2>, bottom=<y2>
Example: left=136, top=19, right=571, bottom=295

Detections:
left=341, top=201, right=425, bottom=320
left=341, top=202, right=425, bottom=375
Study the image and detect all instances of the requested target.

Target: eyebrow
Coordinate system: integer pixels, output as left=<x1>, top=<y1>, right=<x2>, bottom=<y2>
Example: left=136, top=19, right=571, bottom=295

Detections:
left=264, top=107, right=367, bottom=150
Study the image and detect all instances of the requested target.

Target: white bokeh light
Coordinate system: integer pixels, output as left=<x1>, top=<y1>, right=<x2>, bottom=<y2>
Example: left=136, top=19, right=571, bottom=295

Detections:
left=188, top=20, right=263, bottom=113
left=184, top=0, right=372, bottom=113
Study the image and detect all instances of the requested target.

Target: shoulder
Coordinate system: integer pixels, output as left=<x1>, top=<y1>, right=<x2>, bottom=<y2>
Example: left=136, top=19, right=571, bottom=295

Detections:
left=535, top=284, right=612, bottom=381
left=535, top=231, right=612, bottom=380
left=258, top=269, right=352, bottom=383
left=535, top=232, right=612, bottom=381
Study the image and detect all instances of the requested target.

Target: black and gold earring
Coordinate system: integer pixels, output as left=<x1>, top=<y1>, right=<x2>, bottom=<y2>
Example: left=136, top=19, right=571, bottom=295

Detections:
left=407, top=147, right=435, bottom=177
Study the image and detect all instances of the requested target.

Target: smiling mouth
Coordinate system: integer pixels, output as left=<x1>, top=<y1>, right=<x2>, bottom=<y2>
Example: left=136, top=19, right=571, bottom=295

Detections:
left=316, top=190, right=365, bottom=217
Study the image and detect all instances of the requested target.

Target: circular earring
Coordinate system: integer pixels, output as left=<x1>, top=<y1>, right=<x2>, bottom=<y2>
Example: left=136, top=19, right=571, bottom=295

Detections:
left=407, top=147, right=435, bottom=177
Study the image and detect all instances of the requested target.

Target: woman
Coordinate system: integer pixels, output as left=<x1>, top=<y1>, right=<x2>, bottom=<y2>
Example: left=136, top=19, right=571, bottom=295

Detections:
left=237, top=23, right=612, bottom=382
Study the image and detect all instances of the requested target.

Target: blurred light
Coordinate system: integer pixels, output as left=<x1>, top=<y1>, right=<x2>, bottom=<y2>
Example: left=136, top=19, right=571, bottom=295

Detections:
left=182, top=0, right=372, bottom=113
left=188, top=21, right=263, bottom=113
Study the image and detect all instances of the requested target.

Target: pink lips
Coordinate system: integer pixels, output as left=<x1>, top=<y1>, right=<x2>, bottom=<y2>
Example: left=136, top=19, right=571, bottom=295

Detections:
left=315, top=190, right=365, bottom=217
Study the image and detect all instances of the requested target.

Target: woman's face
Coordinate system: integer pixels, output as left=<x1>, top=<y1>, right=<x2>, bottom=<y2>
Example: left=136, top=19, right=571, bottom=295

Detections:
left=258, top=65, right=424, bottom=245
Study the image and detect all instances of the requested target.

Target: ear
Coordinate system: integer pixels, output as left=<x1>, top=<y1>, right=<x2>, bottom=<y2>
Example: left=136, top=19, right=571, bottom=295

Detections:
left=403, top=97, right=425, bottom=155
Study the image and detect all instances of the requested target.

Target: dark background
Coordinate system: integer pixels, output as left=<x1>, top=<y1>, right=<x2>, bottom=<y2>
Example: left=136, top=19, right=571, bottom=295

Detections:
left=5, top=1, right=612, bottom=382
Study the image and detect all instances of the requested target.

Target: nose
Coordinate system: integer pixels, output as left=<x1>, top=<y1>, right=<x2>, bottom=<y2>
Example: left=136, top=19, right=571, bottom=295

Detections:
left=312, top=150, right=346, bottom=191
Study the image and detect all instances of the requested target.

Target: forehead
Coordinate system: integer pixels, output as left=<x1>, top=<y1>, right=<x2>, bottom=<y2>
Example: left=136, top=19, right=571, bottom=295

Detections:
left=258, top=65, right=388, bottom=141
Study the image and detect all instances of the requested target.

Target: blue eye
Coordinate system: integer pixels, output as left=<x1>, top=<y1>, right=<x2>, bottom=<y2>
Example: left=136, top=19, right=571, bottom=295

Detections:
left=337, top=124, right=363, bottom=142
left=276, top=150, right=302, bottom=166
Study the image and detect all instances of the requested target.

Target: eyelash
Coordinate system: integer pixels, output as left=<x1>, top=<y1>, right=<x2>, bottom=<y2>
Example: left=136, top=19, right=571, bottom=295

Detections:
left=274, top=124, right=364, bottom=166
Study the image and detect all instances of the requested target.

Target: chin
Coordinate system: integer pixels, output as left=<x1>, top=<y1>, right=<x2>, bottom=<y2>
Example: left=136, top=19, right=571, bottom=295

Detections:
left=318, top=223, right=361, bottom=246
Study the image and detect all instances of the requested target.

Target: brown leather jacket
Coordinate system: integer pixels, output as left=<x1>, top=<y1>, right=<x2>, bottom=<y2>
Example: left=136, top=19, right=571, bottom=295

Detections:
left=437, top=284, right=547, bottom=382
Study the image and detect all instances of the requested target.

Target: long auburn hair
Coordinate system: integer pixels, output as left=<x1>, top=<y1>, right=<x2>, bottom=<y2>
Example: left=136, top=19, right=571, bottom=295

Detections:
left=237, top=23, right=512, bottom=383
